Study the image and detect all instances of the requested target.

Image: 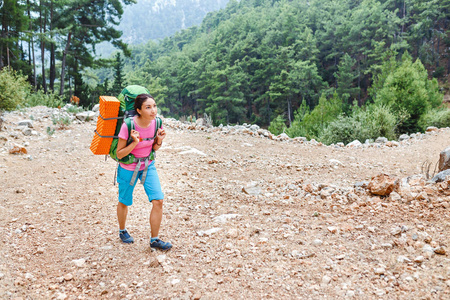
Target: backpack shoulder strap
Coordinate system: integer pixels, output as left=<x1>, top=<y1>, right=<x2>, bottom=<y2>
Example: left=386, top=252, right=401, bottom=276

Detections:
left=124, top=117, right=134, bottom=144
left=154, top=117, right=162, bottom=138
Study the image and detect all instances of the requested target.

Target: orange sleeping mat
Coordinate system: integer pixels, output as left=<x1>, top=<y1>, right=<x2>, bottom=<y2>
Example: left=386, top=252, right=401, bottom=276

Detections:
left=90, top=96, right=121, bottom=155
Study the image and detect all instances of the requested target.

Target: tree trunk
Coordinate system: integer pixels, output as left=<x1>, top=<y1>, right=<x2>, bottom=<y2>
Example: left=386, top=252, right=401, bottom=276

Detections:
left=60, top=32, right=72, bottom=96
left=287, top=97, right=292, bottom=127
left=40, top=0, right=47, bottom=93
left=49, top=0, right=55, bottom=92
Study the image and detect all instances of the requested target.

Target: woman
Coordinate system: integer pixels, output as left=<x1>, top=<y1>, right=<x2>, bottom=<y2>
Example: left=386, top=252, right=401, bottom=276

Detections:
left=115, top=93, right=172, bottom=251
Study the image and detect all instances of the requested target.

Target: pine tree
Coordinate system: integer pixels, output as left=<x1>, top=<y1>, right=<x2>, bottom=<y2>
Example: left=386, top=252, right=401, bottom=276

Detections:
left=112, top=52, right=124, bottom=94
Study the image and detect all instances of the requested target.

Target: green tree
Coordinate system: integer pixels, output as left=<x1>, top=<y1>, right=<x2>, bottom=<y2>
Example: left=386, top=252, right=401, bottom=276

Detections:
left=112, top=52, right=124, bottom=94
left=0, top=0, right=29, bottom=71
left=374, top=52, right=443, bottom=133
left=268, top=114, right=287, bottom=136
left=334, top=53, right=359, bottom=107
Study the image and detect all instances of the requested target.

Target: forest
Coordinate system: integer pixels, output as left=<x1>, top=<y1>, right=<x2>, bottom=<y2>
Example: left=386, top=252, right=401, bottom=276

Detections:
left=1, top=0, right=450, bottom=144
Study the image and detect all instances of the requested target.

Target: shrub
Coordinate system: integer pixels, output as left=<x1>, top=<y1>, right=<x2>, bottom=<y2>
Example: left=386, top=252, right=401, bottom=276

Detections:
left=0, top=68, right=30, bottom=111
left=286, top=93, right=343, bottom=140
left=25, top=90, right=64, bottom=108
left=419, top=108, right=450, bottom=130
left=373, top=52, right=443, bottom=133
left=319, top=104, right=398, bottom=145
left=268, top=114, right=287, bottom=135
left=52, top=115, right=72, bottom=129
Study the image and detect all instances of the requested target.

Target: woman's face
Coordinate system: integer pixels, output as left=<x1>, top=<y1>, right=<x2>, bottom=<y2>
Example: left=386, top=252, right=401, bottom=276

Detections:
left=137, top=97, right=157, bottom=120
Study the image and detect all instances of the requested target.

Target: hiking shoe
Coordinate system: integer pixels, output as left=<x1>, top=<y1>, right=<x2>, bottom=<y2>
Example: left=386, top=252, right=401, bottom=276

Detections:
left=150, top=238, right=172, bottom=251
left=119, top=230, right=134, bottom=244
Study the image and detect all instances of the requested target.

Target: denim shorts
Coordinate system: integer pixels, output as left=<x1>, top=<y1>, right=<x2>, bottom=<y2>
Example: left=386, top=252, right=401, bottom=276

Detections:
left=117, top=162, right=164, bottom=206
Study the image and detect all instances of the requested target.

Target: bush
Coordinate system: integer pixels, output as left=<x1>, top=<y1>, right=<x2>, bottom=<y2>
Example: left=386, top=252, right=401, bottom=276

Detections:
left=374, top=52, right=443, bottom=133
left=268, top=114, right=287, bottom=135
left=0, top=68, right=30, bottom=111
left=419, top=108, right=450, bottom=130
left=286, top=93, right=343, bottom=140
left=319, top=104, right=398, bottom=145
left=25, top=90, right=64, bottom=108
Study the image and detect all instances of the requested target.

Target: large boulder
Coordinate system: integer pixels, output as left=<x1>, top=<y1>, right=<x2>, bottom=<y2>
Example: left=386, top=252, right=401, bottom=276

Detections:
left=438, top=146, right=450, bottom=172
left=75, top=111, right=96, bottom=122
left=368, top=173, right=398, bottom=196
left=431, top=169, right=450, bottom=183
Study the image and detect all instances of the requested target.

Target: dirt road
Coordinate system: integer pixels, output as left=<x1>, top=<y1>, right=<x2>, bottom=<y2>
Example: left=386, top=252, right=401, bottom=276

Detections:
left=0, top=106, right=449, bottom=299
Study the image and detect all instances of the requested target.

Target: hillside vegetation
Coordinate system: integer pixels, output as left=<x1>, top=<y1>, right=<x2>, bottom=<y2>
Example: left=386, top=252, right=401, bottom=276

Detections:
left=1, top=0, right=450, bottom=145
left=118, top=0, right=449, bottom=143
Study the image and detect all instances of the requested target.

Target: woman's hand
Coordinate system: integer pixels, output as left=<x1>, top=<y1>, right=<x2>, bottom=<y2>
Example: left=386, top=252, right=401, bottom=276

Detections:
left=155, top=128, right=166, bottom=144
left=130, top=129, right=140, bottom=143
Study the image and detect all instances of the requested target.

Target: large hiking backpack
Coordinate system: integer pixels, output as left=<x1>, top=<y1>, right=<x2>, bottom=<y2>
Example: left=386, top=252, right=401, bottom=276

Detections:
left=93, top=85, right=162, bottom=185
left=108, top=85, right=162, bottom=164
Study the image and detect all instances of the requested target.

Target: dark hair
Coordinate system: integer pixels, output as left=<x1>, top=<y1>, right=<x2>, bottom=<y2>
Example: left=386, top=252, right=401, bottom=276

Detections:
left=134, top=94, right=154, bottom=116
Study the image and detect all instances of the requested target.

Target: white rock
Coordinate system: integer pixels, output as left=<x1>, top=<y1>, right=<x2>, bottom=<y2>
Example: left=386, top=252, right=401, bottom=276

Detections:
left=397, top=256, right=411, bottom=263
left=226, top=228, right=239, bottom=238
left=156, top=255, right=167, bottom=264
left=374, top=268, right=385, bottom=275
left=329, top=159, right=344, bottom=166
left=312, top=239, right=323, bottom=246
left=347, top=140, right=362, bottom=147
left=213, top=214, right=240, bottom=223
left=178, top=148, right=207, bottom=156
left=322, top=275, right=332, bottom=285
left=414, top=256, right=424, bottom=263
left=327, top=226, right=338, bottom=234
left=72, top=258, right=86, bottom=267
left=196, top=227, right=222, bottom=236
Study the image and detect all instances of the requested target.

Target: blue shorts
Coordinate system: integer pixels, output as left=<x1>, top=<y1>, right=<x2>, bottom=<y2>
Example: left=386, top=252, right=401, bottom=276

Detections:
left=117, top=162, right=164, bottom=206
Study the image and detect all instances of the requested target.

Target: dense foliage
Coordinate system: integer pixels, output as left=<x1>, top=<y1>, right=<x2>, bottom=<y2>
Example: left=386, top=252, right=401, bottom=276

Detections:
left=117, top=0, right=447, bottom=136
left=1, top=0, right=449, bottom=145
left=0, top=0, right=134, bottom=106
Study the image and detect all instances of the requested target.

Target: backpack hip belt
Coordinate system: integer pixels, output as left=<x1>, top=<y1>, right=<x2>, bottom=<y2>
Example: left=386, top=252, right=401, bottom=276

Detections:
left=129, top=151, right=156, bottom=186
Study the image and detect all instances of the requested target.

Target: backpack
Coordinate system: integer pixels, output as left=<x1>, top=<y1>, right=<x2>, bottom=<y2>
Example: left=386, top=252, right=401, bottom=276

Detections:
left=93, top=85, right=162, bottom=185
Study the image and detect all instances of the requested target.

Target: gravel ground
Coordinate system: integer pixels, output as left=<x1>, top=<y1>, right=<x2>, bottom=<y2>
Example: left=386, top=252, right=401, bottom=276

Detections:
left=0, top=106, right=449, bottom=299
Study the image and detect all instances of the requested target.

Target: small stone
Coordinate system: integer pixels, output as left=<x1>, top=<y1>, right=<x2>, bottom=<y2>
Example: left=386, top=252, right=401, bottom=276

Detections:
left=414, top=256, right=424, bottom=263
left=226, top=228, right=239, bottom=238
left=64, top=273, right=73, bottom=281
left=36, top=247, right=45, bottom=254
left=312, top=239, right=323, bottom=246
left=14, top=277, right=25, bottom=286
left=374, top=268, right=385, bottom=275
left=390, top=191, right=401, bottom=201
left=390, top=227, right=402, bottom=236
left=193, top=293, right=202, bottom=300
left=346, top=290, right=355, bottom=298
left=56, top=293, right=67, bottom=300
left=72, top=258, right=86, bottom=267
left=434, top=246, right=446, bottom=255
left=397, top=256, right=411, bottom=263
left=327, top=226, right=338, bottom=234
left=322, top=275, right=332, bottom=285
left=171, top=279, right=180, bottom=285
left=381, top=243, right=393, bottom=249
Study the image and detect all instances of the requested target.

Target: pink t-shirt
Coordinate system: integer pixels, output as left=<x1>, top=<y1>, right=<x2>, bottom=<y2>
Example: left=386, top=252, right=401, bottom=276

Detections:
left=118, top=117, right=161, bottom=171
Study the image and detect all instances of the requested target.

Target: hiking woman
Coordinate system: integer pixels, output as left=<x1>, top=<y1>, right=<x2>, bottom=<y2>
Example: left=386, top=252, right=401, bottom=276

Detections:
left=115, top=93, right=172, bottom=250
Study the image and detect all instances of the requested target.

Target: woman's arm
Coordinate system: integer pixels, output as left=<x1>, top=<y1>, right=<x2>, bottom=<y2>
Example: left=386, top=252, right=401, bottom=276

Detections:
left=152, top=128, right=166, bottom=151
left=117, top=129, right=140, bottom=159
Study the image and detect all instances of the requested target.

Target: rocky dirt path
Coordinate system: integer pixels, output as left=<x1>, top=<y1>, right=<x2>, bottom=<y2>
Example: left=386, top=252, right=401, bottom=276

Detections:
left=0, top=107, right=449, bottom=299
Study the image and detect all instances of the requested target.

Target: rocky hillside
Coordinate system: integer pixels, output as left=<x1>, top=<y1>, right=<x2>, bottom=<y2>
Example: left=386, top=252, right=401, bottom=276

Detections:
left=0, top=106, right=449, bottom=299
